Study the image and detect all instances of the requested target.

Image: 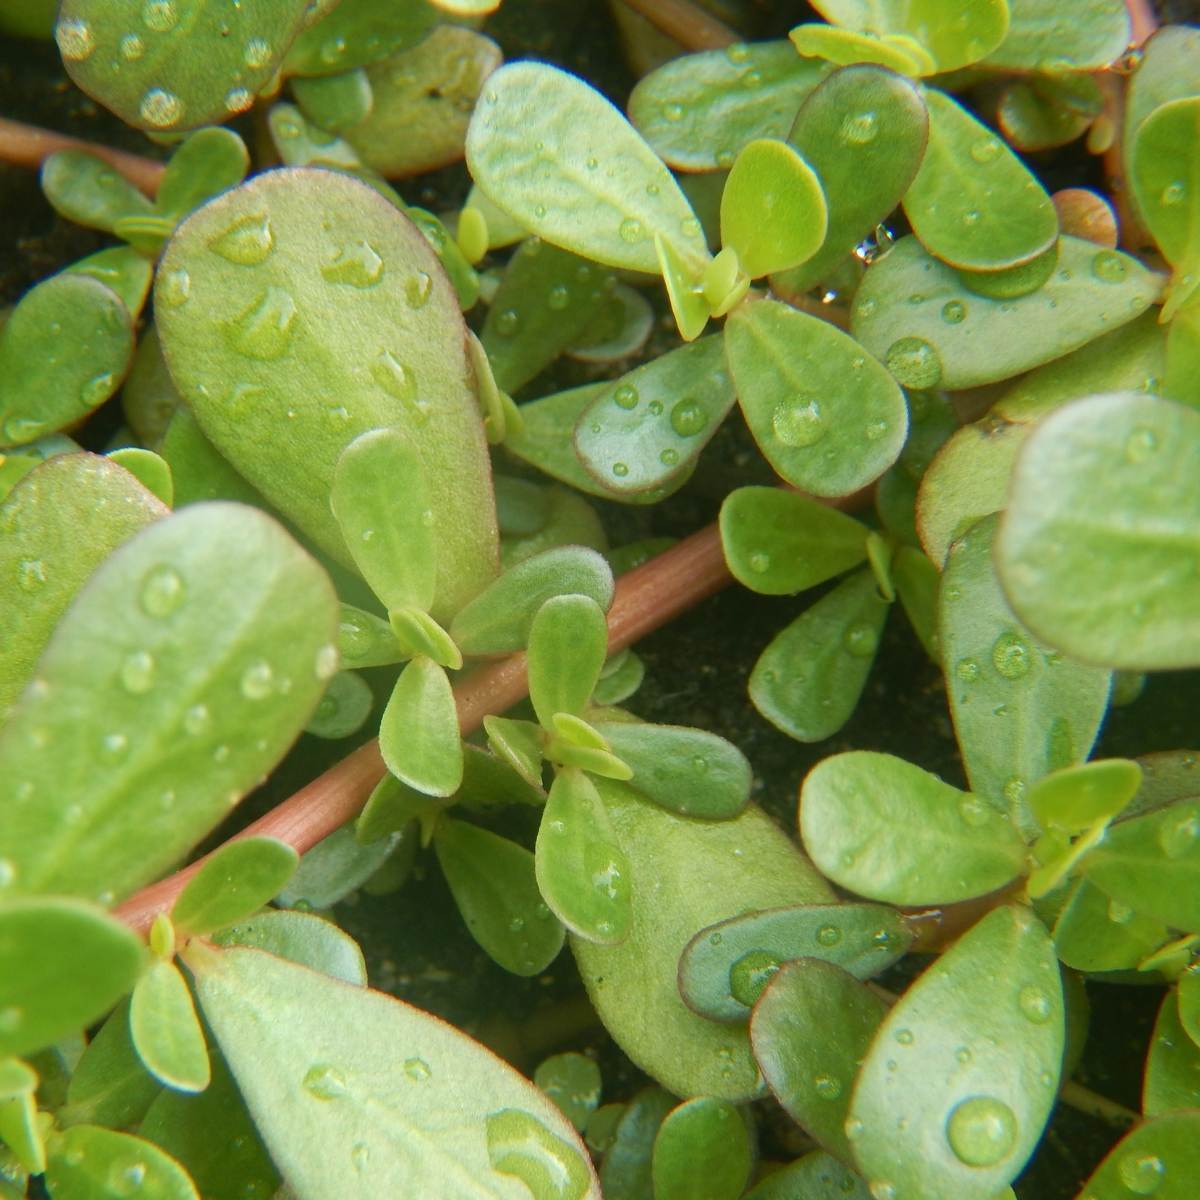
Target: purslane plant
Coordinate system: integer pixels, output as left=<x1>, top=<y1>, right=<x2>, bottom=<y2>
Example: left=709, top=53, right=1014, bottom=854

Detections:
left=2, top=0, right=1200, bottom=1197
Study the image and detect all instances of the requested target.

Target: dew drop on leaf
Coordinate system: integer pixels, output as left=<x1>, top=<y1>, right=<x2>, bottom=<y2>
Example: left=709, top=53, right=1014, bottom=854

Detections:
left=485, top=1109, right=589, bottom=1200
left=302, top=1063, right=348, bottom=1100
left=618, top=218, right=644, bottom=245
left=613, top=384, right=639, bottom=410
left=945, top=1096, right=1018, bottom=1166
left=495, top=309, right=520, bottom=336
left=404, top=1057, right=432, bottom=1081
left=547, top=284, right=570, bottom=311
left=843, top=622, right=878, bottom=658
left=1159, top=811, right=1200, bottom=859
left=894, top=1029, right=914, bottom=1046
left=139, top=88, right=184, bottom=129
left=669, top=399, right=705, bottom=436
left=659, top=448, right=679, bottom=466
left=1017, top=985, right=1053, bottom=1025
left=55, top=18, right=94, bottom=61
left=244, top=37, right=271, bottom=68
left=240, top=660, right=275, bottom=700
left=183, top=704, right=211, bottom=736
left=1124, top=426, right=1158, bottom=463
left=100, top=732, right=129, bottom=763
left=771, top=395, right=826, bottom=447
left=142, top=0, right=178, bottom=32
left=958, top=797, right=990, bottom=828
left=970, top=138, right=1002, bottom=164
left=120, top=33, right=145, bottom=60
left=885, top=337, right=943, bottom=389
left=225, top=88, right=253, bottom=114
left=139, top=565, right=185, bottom=618
left=869, top=1181, right=896, bottom=1200
left=16, top=558, right=46, bottom=593
left=612, top=462, right=629, bottom=477
left=210, top=213, right=275, bottom=266
left=370, top=351, right=419, bottom=405
left=955, top=657, right=981, bottom=683
left=748, top=552, right=770, bottom=574
left=991, top=631, right=1032, bottom=680
left=941, top=300, right=967, bottom=324
left=230, top=288, right=297, bottom=360
left=664, top=102, right=684, bottom=122
left=1091, top=250, right=1129, bottom=283
left=728, top=949, right=781, bottom=1006
left=320, top=241, right=383, bottom=288
left=814, top=1073, right=842, bottom=1100
left=1118, top=1152, right=1166, bottom=1195
left=120, top=651, right=156, bottom=694
left=158, top=268, right=191, bottom=308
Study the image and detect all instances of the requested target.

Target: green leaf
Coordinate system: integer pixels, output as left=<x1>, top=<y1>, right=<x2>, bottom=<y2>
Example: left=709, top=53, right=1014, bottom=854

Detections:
left=159, top=406, right=266, bottom=509
left=1166, top=297, right=1200, bottom=408
left=293, top=68, right=373, bottom=135
left=1081, top=802, right=1200, bottom=933
left=679, top=901, right=912, bottom=1022
left=282, top=0, right=435, bottom=77
left=726, top=298, right=907, bottom=495
left=466, top=62, right=708, bottom=275
left=749, top=569, right=889, bottom=743
left=984, top=0, right=1130, bottom=70
left=720, top=140, right=826, bottom=278
left=1028, top=760, right=1142, bottom=833
left=56, top=0, right=311, bottom=132
left=593, top=723, right=750, bottom=820
left=853, top=236, right=1159, bottom=390
left=655, top=234, right=711, bottom=342
left=171, top=838, right=299, bottom=936
left=0, top=898, right=143, bottom=1058
left=1131, top=97, right=1200, bottom=320
left=996, top=80, right=1091, bottom=153
left=434, top=818, right=565, bottom=976
left=629, top=41, right=829, bottom=172
left=40, top=149, right=153, bottom=234
left=574, top=337, right=735, bottom=496
left=107, top=448, right=174, bottom=507
left=651, top=1097, right=752, bottom=1200
left=744, top=1151, right=872, bottom=1200
left=1074, top=1112, right=1200, bottom=1199
left=569, top=283, right=654, bottom=364
left=73, top=245, right=155, bottom=320
left=0, top=1084, right=42, bottom=1175
left=847, top=906, right=1063, bottom=1200
left=190, top=943, right=601, bottom=1198
left=0, top=271, right=133, bottom=447
left=780, top=63, right=928, bottom=293
left=155, top=127, right=250, bottom=224
left=62, top=1001, right=161, bottom=1130
left=1145, top=989, right=1200, bottom=1115
left=155, top=167, right=498, bottom=622
left=0, top=503, right=338, bottom=902
left=592, top=649, right=645, bottom=707
left=790, top=24, right=930, bottom=74
left=45, top=1125, right=197, bottom=1200
left=940, top=513, right=1112, bottom=826
left=129, top=960, right=210, bottom=1093
left=1179, top=970, right=1200, bottom=1048
left=528, top=595, right=610, bottom=727
left=306, top=669, right=374, bottom=739
left=600, top=1085, right=674, bottom=1200
left=450, top=546, right=613, bottom=656
left=800, top=751, right=1027, bottom=904
left=0, top=453, right=165, bottom=716
left=379, top=657, right=462, bottom=797
left=455, top=742, right=546, bottom=812
left=535, top=769, right=632, bottom=945
left=336, top=603, right=408, bottom=669
left=892, top=544, right=940, bottom=659
left=1051, top=878, right=1168, bottom=973
left=331, top=428, right=436, bottom=613
left=573, top=780, right=834, bottom=1101
left=212, top=909, right=366, bottom=985
left=533, top=1052, right=601, bottom=1133
left=719, top=487, right=869, bottom=595
left=902, top=88, right=1057, bottom=271
left=752, top=960, right=888, bottom=1161
left=484, top=716, right=546, bottom=791
left=996, top=392, right=1200, bottom=668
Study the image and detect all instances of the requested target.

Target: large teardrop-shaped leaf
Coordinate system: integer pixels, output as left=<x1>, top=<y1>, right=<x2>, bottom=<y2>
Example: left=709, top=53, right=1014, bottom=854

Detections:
left=650, top=1097, right=752, bottom=1200
left=983, top=0, right=1130, bottom=70
left=0, top=453, right=165, bottom=716
left=780, top=63, right=928, bottom=293
left=0, top=503, right=338, bottom=902
left=129, top=960, right=210, bottom=1093
left=188, top=944, right=601, bottom=1199
left=45, top=1125, right=198, bottom=1200
left=155, top=167, right=498, bottom=622
left=902, top=88, right=1057, bottom=271
left=726, top=298, right=907, bottom=496
left=0, top=898, right=144, bottom=1059
left=56, top=0, right=312, bottom=132
left=940, top=514, right=1111, bottom=829
left=573, top=337, right=736, bottom=496
left=465, top=62, right=708, bottom=275
left=1072, top=1112, right=1200, bottom=1199
left=379, top=656, right=463, bottom=797
left=846, top=906, right=1063, bottom=1200
left=997, top=392, right=1200, bottom=669
left=628, top=41, right=829, bottom=172
left=572, top=780, right=834, bottom=1101
left=799, top=751, right=1027, bottom=905
left=0, top=271, right=134, bottom=447
left=851, top=236, right=1159, bottom=390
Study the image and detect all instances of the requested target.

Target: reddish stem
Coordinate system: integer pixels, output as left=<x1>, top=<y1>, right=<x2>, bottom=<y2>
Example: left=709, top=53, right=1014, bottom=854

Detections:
left=617, top=0, right=737, bottom=51
left=0, top=116, right=164, bottom=196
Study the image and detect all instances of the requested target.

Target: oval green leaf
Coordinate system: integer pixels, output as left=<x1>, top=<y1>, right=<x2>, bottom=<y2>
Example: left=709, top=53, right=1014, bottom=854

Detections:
left=1028, top=759, right=1142, bottom=833
left=745, top=1150, right=872, bottom=1200
left=528, top=595, right=610, bottom=727
left=651, top=1097, right=752, bottom=1200
left=170, top=837, right=300, bottom=937
left=212, top=909, right=367, bottom=986
left=984, top=0, right=1129, bottom=70
left=1051, top=877, right=1167, bottom=973
left=129, top=960, right=210, bottom=1093
left=45, top=1125, right=197, bottom=1200
left=1073, top=1112, right=1200, bottom=1199
left=533, top=1052, right=601, bottom=1133
left=379, top=657, right=462, bottom=797
left=40, top=149, right=154, bottom=234
left=1144, top=989, right=1200, bottom=1115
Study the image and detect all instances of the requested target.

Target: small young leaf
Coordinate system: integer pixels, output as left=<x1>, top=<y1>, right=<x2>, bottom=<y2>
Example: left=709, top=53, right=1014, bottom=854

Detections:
left=484, top=716, right=546, bottom=790
left=528, top=595, right=610, bottom=727
left=997, top=80, right=1091, bottom=152
left=719, top=487, right=869, bottom=596
left=45, top=1125, right=198, bottom=1200
left=902, top=88, right=1057, bottom=271
left=651, top=1097, right=752, bottom=1200
left=592, top=650, right=646, bottom=707
left=306, top=669, right=374, bottom=739
left=600, top=1086, right=674, bottom=1200
left=569, top=283, right=655, bottom=364
left=107, top=448, right=174, bottom=507
left=336, top=603, right=408, bottom=670
left=62, top=1001, right=161, bottom=1130
left=450, top=546, right=614, bottom=656
left=434, top=818, right=565, bottom=976
left=465, top=62, right=708, bottom=275
left=983, top=0, right=1130, bottom=70
left=534, top=1053, right=601, bottom=1132
left=40, top=149, right=154, bottom=234
left=800, top=751, right=1027, bottom=904
left=790, top=24, right=928, bottom=75
left=1144, top=990, right=1200, bottom=1115
left=293, top=68, right=373, bottom=135
left=656, top=233, right=711, bottom=342
left=679, top=902, right=912, bottom=1022
left=0, top=899, right=143, bottom=1059
left=536, top=769, right=632, bottom=945
left=593, top=722, right=751, bottom=820
left=1073, top=1112, right=1199, bottom=1199
left=171, top=838, right=300, bottom=937
left=752, top=960, right=888, bottom=1161
left=213, top=910, right=366, bottom=986
left=749, top=569, right=890, bottom=743
left=720, top=140, right=827, bottom=278
left=155, top=127, right=250, bottom=224
left=190, top=944, right=601, bottom=1198
left=379, top=657, right=463, bottom=797
left=629, top=41, right=829, bottom=172
left=997, top=393, right=1200, bottom=668
left=892, top=544, right=939, bottom=659
left=847, top=906, right=1063, bottom=1200
left=1052, top=878, right=1168, bottom=973
left=1028, top=760, right=1142, bottom=833
left=574, top=337, right=736, bottom=495
left=129, top=961, right=210, bottom=1093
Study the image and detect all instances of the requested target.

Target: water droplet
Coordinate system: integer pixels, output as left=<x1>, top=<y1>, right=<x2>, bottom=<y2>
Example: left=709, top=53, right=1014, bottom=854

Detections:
left=680, top=216, right=702, bottom=239
left=244, top=37, right=271, bottom=68
left=845, top=1117, right=865, bottom=1140
left=16, top=558, right=46, bottom=593
left=1159, top=810, right=1200, bottom=858
left=813, top=924, right=841, bottom=948
left=225, top=88, right=253, bottom=114
left=404, top=1057, right=431, bottom=1081
left=894, top=1028, right=914, bottom=1046
left=303, top=1064, right=348, bottom=1100
left=1160, top=181, right=1185, bottom=207
left=314, top=644, right=339, bottom=682
left=56, top=18, right=95, bottom=61
left=101, top=732, right=129, bottom=763
left=814, top=1073, right=842, bottom=1100
left=726, top=43, right=750, bottom=63
left=121, top=650, right=156, bottom=694
left=992, top=631, right=1032, bottom=679
left=158, top=267, right=191, bottom=308
left=869, top=1182, right=896, bottom=1200
left=1092, top=250, right=1129, bottom=283
left=1107, top=898, right=1134, bottom=924
left=729, top=949, right=782, bottom=1006
left=618, top=218, right=644, bottom=244
left=213, top=744, right=231, bottom=764
left=183, top=704, right=211, bottom=736
left=209, top=212, right=274, bottom=266
left=941, top=299, right=967, bottom=324
left=533, top=203, right=548, bottom=219
left=139, top=88, right=184, bottom=128
left=864, top=420, right=889, bottom=442
left=970, top=138, right=1002, bottom=164
left=120, top=33, right=145, bottom=60
left=945, top=1096, right=1018, bottom=1166
left=405, top=271, right=433, bottom=309
left=613, top=383, right=639, bottom=410
left=240, top=660, right=274, bottom=700
left=840, top=111, right=879, bottom=144
left=843, top=622, right=878, bottom=658
left=139, top=565, right=185, bottom=618
left=955, top=1046, right=973, bottom=1064
left=664, top=102, right=684, bottom=122
left=955, top=656, right=980, bottom=683
left=1124, top=426, right=1158, bottom=463
left=612, top=462, right=629, bottom=478
left=142, top=0, right=177, bottom=31
left=321, top=240, right=383, bottom=288
left=669, top=399, right=706, bottom=436
left=1018, top=984, right=1053, bottom=1024
left=659, top=448, right=679, bottom=466
left=547, top=283, right=570, bottom=311
left=958, top=796, right=990, bottom=828
left=370, top=350, right=422, bottom=410
left=494, top=308, right=520, bottom=336
left=486, top=1108, right=590, bottom=1200
left=1119, top=1153, right=1166, bottom=1194
left=230, top=287, right=296, bottom=360
left=772, top=395, right=826, bottom=447
left=351, top=1142, right=370, bottom=1172
left=886, top=337, right=942, bottom=389
left=748, top=552, right=771, bottom=574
